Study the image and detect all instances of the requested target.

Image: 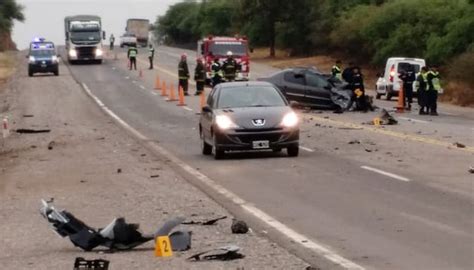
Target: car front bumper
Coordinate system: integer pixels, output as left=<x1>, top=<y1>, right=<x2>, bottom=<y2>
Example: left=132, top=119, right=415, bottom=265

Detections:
left=214, top=127, right=299, bottom=151
left=29, top=63, right=58, bottom=73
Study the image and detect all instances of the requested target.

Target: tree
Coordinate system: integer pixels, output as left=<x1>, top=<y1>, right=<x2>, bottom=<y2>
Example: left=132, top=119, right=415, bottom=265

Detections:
left=0, top=0, right=24, bottom=32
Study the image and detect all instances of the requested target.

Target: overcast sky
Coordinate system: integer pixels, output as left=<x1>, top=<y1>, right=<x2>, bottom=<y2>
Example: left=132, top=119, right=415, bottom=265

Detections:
left=12, top=0, right=180, bottom=49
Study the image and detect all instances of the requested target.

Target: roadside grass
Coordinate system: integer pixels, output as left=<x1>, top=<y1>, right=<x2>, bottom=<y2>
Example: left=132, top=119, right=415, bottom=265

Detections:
left=0, top=52, right=15, bottom=91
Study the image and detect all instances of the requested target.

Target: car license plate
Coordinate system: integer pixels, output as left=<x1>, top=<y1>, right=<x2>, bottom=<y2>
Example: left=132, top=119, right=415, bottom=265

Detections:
left=41, top=64, right=47, bottom=68
left=253, top=140, right=269, bottom=149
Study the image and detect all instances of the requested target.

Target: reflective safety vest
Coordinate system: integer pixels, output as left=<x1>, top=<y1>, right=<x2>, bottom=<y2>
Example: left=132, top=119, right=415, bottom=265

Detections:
left=415, top=72, right=428, bottom=91
left=148, top=48, right=155, bottom=58
left=332, top=65, right=342, bottom=80
left=128, top=48, right=137, bottom=58
left=428, top=71, right=441, bottom=92
left=211, top=62, right=223, bottom=77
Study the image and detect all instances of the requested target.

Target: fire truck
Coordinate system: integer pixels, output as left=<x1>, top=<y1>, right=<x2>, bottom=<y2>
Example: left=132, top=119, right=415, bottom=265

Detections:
left=197, top=36, right=250, bottom=83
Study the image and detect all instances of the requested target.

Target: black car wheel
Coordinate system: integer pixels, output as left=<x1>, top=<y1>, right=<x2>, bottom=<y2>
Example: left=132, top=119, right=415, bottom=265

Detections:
left=386, top=93, right=392, bottom=101
left=201, top=131, right=212, bottom=156
left=28, top=70, right=33, bottom=77
left=54, top=69, right=59, bottom=76
left=287, top=144, right=299, bottom=157
left=376, top=93, right=382, bottom=99
left=212, top=134, right=225, bottom=160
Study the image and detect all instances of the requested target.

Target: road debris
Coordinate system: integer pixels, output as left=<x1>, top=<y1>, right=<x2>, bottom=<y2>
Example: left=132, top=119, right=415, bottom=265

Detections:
left=74, top=257, right=109, bottom=270
left=188, top=245, right=244, bottom=261
left=47, top=141, right=55, bottom=150
left=15, top=128, right=51, bottom=134
left=453, top=142, right=466, bottom=148
left=182, top=216, right=227, bottom=226
left=150, top=175, right=160, bottom=178
left=231, top=219, right=249, bottom=234
left=117, top=168, right=122, bottom=174
left=348, top=140, right=361, bottom=145
left=469, top=166, right=474, bottom=174
left=40, top=200, right=191, bottom=252
left=370, top=109, right=398, bottom=125
left=22, top=114, right=34, bottom=118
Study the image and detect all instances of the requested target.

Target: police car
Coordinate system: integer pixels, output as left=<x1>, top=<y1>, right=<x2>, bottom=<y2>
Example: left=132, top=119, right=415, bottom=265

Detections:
left=27, top=38, right=59, bottom=77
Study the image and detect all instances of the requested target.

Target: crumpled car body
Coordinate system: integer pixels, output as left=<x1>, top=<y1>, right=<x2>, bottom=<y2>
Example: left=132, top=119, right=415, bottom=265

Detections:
left=258, top=67, right=354, bottom=110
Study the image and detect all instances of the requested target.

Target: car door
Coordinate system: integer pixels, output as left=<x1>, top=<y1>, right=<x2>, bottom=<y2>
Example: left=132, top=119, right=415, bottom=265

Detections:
left=281, top=71, right=307, bottom=103
left=304, top=72, right=333, bottom=107
left=200, top=88, right=218, bottom=141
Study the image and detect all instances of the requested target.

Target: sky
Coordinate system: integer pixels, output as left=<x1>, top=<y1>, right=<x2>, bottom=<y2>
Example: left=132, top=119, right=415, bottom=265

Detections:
left=12, top=0, right=180, bottom=49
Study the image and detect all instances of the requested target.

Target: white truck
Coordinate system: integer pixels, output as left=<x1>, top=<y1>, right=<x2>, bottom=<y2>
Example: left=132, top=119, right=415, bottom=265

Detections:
left=64, top=15, right=105, bottom=64
left=119, top=33, right=138, bottom=48
left=125, top=19, right=150, bottom=47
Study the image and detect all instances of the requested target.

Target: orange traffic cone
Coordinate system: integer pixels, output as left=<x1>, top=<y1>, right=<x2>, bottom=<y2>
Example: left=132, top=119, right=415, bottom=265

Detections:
left=154, top=75, right=161, bottom=90
left=177, top=87, right=187, bottom=106
left=396, top=85, right=405, bottom=113
left=161, top=81, right=168, bottom=96
left=167, top=84, right=178, bottom=102
left=200, top=91, right=206, bottom=109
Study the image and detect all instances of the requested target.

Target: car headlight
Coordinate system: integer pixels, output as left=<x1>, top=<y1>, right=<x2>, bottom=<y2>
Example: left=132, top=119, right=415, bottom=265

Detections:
left=28, top=56, right=36, bottom=63
left=215, top=115, right=238, bottom=130
left=95, top=49, right=103, bottom=56
left=281, top=112, right=299, bottom=128
left=69, top=49, right=77, bottom=57
left=51, top=55, right=58, bottom=63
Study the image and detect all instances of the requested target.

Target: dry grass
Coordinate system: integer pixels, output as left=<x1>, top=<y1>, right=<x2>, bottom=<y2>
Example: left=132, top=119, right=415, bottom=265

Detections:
left=0, top=52, right=15, bottom=88
left=440, top=82, right=474, bottom=107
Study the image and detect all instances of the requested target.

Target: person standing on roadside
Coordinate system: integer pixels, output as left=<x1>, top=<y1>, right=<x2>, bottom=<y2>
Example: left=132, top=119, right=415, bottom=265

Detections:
left=109, top=34, right=115, bottom=50
left=178, top=54, right=190, bottom=96
left=332, top=60, right=343, bottom=81
left=127, top=44, right=138, bottom=70
left=427, top=66, right=441, bottom=116
left=342, top=62, right=355, bottom=83
left=222, top=51, right=238, bottom=82
left=350, top=67, right=368, bottom=112
left=194, top=58, right=206, bottom=96
left=148, top=44, right=155, bottom=70
left=211, top=58, right=223, bottom=87
left=416, top=67, right=429, bottom=115
left=399, top=64, right=416, bottom=110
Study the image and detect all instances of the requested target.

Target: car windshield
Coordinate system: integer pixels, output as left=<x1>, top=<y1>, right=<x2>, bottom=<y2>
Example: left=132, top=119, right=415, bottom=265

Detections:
left=217, top=86, right=286, bottom=109
left=210, top=42, right=247, bottom=56
left=30, top=49, right=55, bottom=57
left=70, top=31, right=101, bottom=42
left=398, top=62, right=421, bottom=73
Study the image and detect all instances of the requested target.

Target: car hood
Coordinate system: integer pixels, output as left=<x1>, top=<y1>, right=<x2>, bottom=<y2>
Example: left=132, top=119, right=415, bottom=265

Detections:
left=217, top=106, right=294, bottom=129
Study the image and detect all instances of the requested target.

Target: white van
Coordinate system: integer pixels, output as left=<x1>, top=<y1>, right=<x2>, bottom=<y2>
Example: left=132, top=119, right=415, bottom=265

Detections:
left=376, top=57, right=426, bottom=100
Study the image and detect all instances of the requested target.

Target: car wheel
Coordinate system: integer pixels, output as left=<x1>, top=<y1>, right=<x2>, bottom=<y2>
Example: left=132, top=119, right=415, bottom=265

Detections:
left=386, top=93, right=392, bottom=101
left=376, top=93, right=381, bottom=99
left=54, top=69, right=59, bottom=76
left=201, top=131, right=212, bottom=156
left=28, top=70, right=33, bottom=77
left=287, top=144, right=299, bottom=157
left=212, top=134, right=225, bottom=160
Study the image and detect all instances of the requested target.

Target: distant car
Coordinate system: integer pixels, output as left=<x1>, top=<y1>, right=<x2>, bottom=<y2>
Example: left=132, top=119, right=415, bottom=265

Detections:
left=258, top=68, right=353, bottom=110
left=120, top=33, right=137, bottom=48
left=27, top=40, right=59, bottom=77
left=199, top=81, right=300, bottom=159
left=376, top=57, right=427, bottom=100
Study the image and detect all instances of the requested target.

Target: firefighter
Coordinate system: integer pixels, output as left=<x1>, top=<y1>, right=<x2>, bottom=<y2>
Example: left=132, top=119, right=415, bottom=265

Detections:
left=194, top=58, right=206, bottom=96
left=416, top=67, right=429, bottom=115
left=148, top=44, right=155, bottom=70
left=222, top=51, right=239, bottom=82
left=399, top=64, right=416, bottom=110
left=178, top=54, right=190, bottom=96
left=127, top=44, right=138, bottom=70
left=427, top=66, right=441, bottom=116
left=109, top=34, right=115, bottom=50
left=332, top=60, right=343, bottom=81
left=211, top=58, right=223, bottom=87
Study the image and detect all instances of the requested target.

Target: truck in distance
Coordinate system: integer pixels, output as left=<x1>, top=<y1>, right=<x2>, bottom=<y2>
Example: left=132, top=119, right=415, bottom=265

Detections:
left=64, top=15, right=105, bottom=64
left=125, top=19, right=150, bottom=47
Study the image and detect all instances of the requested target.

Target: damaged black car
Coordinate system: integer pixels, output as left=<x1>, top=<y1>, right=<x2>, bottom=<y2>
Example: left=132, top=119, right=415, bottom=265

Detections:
left=258, top=67, right=353, bottom=110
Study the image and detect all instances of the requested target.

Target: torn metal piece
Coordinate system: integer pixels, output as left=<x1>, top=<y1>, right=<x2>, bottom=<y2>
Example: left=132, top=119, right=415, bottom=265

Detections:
left=169, top=231, right=192, bottom=251
left=182, top=216, right=227, bottom=226
left=378, top=109, right=398, bottom=125
left=188, top=245, right=244, bottom=261
left=74, top=257, right=109, bottom=270
left=16, top=128, right=51, bottom=134
left=155, top=217, right=185, bottom=236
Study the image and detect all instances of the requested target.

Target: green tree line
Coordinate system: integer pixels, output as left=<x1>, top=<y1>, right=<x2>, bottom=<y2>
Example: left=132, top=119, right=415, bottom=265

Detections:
left=0, top=0, right=24, bottom=51
left=155, top=0, right=473, bottom=66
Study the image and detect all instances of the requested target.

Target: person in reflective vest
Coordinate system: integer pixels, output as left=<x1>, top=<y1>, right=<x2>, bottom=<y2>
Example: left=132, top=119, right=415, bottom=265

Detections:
left=194, top=58, right=206, bottom=96
left=399, top=64, right=416, bottom=110
left=211, top=58, right=223, bottom=87
left=332, top=60, right=342, bottom=81
left=178, top=54, right=190, bottom=96
left=127, top=45, right=138, bottom=70
left=416, top=67, right=429, bottom=115
left=148, top=44, right=155, bottom=70
left=427, top=66, right=441, bottom=116
left=222, top=51, right=239, bottom=82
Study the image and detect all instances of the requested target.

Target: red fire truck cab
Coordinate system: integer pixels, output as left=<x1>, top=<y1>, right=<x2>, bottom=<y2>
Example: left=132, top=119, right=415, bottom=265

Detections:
left=197, top=36, right=250, bottom=83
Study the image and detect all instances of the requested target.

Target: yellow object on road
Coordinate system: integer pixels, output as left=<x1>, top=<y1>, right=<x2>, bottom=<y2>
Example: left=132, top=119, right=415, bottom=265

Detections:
left=155, top=236, right=173, bottom=257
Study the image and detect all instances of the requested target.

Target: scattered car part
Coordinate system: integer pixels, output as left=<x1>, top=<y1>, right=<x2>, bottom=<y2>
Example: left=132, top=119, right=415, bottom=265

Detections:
left=231, top=219, right=249, bottom=234
left=16, top=128, right=51, bottom=134
left=188, top=245, right=244, bottom=261
left=182, top=216, right=227, bottom=226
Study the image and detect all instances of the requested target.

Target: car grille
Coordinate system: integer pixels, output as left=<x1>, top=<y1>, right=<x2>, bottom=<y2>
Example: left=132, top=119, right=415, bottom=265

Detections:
left=235, top=128, right=283, bottom=133
left=77, top=47, right=96, bottom=58
left=230, top=133, right=285, bottom=144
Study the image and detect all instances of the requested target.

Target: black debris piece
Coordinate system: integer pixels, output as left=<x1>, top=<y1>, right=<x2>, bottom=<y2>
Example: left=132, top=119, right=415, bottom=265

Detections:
left=231, top=219, right=249, bottom=234
left=47, top=141, right=55, bottom=150
left=23, top=114, right=34, bottom=118
left=188, top=245, right=244, bottom=261
left=469, top=166, right=474, bottom=174
left=182, top=216, right=227, bottom=226
left=377, top=109, right=398, bottom=125
left=305, top=266, right=321, bottom=270
left=348, top=140, right=361, bottom=145
left=117, top=168, right=122, bottom=174
left=453, top=142, right=466, bottom=148
left=150, top=175, right=160, bottom=178
left=74, top=257, right=109, bottom=270
left=16, top=129, right=51, bottom=134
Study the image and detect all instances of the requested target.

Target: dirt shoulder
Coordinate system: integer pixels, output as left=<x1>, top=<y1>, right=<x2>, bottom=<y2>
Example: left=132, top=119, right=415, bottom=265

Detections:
left=0, top=54, right=308, bottom=269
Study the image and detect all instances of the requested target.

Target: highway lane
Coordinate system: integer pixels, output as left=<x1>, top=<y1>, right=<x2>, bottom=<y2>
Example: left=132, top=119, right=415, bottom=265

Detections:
left=65, top=50, right=473, bottom=270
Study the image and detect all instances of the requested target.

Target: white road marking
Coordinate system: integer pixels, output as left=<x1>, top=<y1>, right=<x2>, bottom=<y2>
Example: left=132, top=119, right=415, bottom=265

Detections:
left=80, top=82, right=365, bottom=270
left=132, top=80, right=137, bottom=84
left=361, top=166, right=410, bottom=182
left=399, top=117, right=429, bottom=124
left=139, top=85, right=146, bottom=90
left=299, top=146, right=315, bottom=152
left=151, top=92, right=158, bottom=96
left=183, top=106, right=193, bottom=112
left=400, top=212, right=469, bottom=237
left=112, top=67, right=116, bottom=70
left=125, top=76, right=130, bottom=79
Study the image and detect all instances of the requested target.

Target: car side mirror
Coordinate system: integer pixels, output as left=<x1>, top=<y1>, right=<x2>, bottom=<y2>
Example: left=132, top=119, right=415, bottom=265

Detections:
left=289, top=101, right=300, bottom=109
left=202, top=105, right=212, bottom=113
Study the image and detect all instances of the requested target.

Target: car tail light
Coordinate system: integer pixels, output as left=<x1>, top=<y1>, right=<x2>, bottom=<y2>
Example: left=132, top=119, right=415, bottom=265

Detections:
left=389, top=65, right=396, bottom=82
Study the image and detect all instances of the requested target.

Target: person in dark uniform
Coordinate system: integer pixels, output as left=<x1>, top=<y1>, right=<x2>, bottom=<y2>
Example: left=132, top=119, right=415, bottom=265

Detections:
left=178, top=54, right=190, bottom=96
left=194, top=58, right=206, bottom=96
left=211, top=58, right=223, bottom=87
left=426, top=66, right=441, bottom=116
left=350, top=67, right=370, bottom=112
left=399, top=64, right=416, bottom=110
left=127, top=44, right=138, bottom=70
left=148, top=44, right=155, bottom=70
left=222, top=51, right=239, bottom=82
left=416, top=67, right=429, bottom=115
left=342, top=62, right=355, bottom=83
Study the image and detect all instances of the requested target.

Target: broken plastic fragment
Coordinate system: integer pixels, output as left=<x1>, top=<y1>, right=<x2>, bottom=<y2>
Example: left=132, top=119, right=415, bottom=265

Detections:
left=188, top=245, right=244, bottom=261
left=182, top=216, right=227, bottom=226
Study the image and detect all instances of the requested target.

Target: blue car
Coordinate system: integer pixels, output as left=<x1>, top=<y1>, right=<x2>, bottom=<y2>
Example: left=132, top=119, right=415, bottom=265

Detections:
left=27, top=39, right=59, bottom=77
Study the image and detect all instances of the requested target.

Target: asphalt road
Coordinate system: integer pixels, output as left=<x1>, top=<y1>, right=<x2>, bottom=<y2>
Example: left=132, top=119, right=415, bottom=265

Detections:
left=64, top=46, right=473, bottom=270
